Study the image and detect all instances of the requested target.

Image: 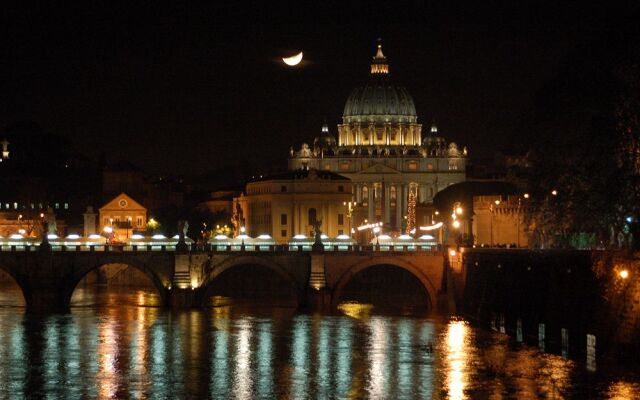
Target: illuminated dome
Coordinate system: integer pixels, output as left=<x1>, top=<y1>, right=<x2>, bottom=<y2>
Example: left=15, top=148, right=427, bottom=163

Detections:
left=337, top=42, right=422, bottom=147
left=313, top=121, right=337, bottom=151
left=342, top=43, right=417, bottom=125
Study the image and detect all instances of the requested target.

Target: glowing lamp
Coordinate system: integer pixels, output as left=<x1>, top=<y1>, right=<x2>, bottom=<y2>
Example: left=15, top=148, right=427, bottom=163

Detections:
left=620, top=270, right=629, bottom=279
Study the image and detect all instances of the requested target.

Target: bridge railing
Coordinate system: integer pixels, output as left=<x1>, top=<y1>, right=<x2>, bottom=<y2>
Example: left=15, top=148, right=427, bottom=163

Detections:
left=0, top=243, right=442, bottom=253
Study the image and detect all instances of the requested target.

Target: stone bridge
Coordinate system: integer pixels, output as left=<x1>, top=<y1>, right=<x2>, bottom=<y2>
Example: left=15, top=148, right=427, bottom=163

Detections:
left=0, top=248, right=446, bottom=313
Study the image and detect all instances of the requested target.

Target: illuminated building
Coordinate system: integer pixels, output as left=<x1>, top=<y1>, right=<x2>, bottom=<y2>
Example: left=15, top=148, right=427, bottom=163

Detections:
left=234, top=169, right=352, bottom=243
left=288, top=42, right=467, bottom=231
left=473, top=195, right=529, bottom=248
left=99, top=193, right=147, bottom=241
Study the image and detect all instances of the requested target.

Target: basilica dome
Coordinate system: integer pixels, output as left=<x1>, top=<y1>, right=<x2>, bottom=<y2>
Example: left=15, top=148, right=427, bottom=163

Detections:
left=342, top=44, right=418, bottom=125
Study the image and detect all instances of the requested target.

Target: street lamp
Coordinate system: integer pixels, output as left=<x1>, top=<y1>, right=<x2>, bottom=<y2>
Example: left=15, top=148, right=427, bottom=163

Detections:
left=490, top=199, right=500, bottom=247
left=343, top=201, right=355, bottom=237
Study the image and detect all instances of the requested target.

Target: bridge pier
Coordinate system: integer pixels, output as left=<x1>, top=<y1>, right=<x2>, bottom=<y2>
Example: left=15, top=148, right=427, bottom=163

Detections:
left=25, top=286, right=72, bottom=313
left=170, top=288, right=196, bottom=309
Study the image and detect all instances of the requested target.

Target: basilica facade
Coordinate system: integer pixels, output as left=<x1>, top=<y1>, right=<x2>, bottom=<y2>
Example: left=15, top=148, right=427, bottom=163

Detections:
left=288, top=43, right=467, bottom=232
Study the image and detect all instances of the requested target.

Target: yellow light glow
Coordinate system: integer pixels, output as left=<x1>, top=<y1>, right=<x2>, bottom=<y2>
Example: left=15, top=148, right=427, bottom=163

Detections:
left=455, top=207, right=463, bottom=215
left=282, top=51, right=303, bottom=66
left=420, top=222, right=443, bottom=231
left=551, top=190, right=558, bottom=196
left=494, top=200, right=500, bottom=205
left=620, top=270, right=629, bottom=279
left=449, top=249, right=457, bottom=256
left=523, top=193, right=530, bottom=199
left=444, top=320, right=470, bottom=400
left=452, top=220, right=461, bottom=229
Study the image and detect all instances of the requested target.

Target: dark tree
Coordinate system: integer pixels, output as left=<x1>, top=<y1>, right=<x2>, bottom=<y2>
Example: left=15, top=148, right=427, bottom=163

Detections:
left=522, top=27, right=640, bottom=248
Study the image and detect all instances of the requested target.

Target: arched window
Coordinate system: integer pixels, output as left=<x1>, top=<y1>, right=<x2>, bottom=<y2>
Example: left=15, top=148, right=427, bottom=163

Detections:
left=362, top=187, right=369, bottom=206
left=390, top=186, right=397, bottom=207
left=308, top=208, right=317, bottom=226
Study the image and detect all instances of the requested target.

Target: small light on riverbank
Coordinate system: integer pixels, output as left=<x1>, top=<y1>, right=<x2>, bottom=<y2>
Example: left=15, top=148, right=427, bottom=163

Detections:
left=619, top=270, right=629, bottom=279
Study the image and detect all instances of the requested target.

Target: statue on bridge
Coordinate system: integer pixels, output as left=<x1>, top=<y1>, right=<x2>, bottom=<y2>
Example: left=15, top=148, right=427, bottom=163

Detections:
left=176, top=220, right=189, bottom=253
left=312, top=219, right=324, bottom=251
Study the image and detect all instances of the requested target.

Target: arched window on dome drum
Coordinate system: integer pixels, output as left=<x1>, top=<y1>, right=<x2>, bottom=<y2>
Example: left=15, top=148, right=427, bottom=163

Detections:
left=390, top=186, right=397, bottom=207
left=362, top=186, right=369, bottom=207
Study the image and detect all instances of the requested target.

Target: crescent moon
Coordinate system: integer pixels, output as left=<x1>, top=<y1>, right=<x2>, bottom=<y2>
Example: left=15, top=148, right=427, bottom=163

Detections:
left=282, top=51, right=303, bottom=66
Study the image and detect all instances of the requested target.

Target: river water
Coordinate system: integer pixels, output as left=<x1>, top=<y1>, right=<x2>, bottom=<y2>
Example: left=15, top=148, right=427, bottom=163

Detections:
left=0, top=285, right=638, bottom=399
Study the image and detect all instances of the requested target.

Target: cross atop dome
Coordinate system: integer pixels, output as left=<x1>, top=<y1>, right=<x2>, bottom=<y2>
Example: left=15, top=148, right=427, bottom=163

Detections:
left=371, top=39, right=389, bottom=75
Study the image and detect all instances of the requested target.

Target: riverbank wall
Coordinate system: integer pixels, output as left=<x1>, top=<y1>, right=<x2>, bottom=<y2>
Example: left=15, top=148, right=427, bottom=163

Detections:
left=460, top=249, right=640, bottom=363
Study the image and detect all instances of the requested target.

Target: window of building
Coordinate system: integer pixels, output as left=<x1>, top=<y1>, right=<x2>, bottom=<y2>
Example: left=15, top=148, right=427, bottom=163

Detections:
left=448, top=161, right=458, bottom=170
left=64, top=203, right=69, bottom=209
left=427, top=163, right=433, bottom=171
left=55, top=203, right=59, bottom=209
left=308, top=208, right=317, bottom=226
left=362, top=186, right=369, bottom=206
left=340, top=162, right=350, bottom=171
left=137, top=216, right=143, bottom=227
left=281, top=229, right=287, bottom=237
left=338, top=213, right=344, bottom=225
left=281, top=185, right=287, bottom=192
left=281, top=213, right=287, bottom=225
left=39, top=203, right=43, bottom=209
left=338, top=229, right=344, bottom=235
left=324, top=163, right=331, bottom=171
left=104, top=218, right=110, bottom=226
left=338, top=185, right=344, bottom=192
left=30, top=203, right=34, bottom=209
left=408, top=161, right=418, bottom=171
left=14, top=202, right=18, bottom=210
left=390, top=186, right=397, bottom=207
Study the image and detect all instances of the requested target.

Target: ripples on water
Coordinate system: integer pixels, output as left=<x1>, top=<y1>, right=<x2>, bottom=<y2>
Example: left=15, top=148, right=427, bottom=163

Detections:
left=0, top=283, right=638, bottom=399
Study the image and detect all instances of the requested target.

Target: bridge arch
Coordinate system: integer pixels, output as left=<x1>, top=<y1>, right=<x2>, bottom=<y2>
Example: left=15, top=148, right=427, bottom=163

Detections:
left=199, top=255, right=301, bottom=306
left=0, top=264, right=27, bottom=307
left=66, top=258, right=169, bottom=306
left=331, top=256, right=437, bottom=309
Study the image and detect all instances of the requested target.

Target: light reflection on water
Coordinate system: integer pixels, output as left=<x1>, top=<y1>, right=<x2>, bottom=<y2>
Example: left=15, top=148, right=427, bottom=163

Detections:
left=0, top=286, right=638, bottom=398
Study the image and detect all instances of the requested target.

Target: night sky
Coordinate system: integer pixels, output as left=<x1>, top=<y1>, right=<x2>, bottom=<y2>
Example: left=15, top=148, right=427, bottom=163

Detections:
left=1, top=2, right=637, bottom=176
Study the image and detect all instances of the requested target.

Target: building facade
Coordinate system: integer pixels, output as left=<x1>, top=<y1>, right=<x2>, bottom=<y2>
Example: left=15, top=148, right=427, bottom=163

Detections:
left=99, top=193, right=147, bottom=241
left=234, top=169, right=352, bottom=243
left=473, top=195, right=529, bottom=248
left=288, top=43, right=467, bottom=232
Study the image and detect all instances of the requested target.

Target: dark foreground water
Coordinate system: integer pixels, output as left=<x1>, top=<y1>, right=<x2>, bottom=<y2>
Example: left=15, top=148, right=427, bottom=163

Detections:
left=0, top=286, right=638, bottom=399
